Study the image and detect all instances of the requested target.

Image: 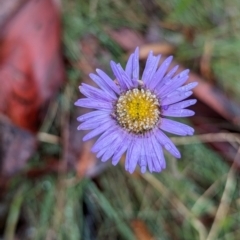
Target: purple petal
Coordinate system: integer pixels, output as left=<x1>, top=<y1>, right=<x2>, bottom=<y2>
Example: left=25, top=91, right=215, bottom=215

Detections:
left=161, top=91, right=193, bottom=105
left=155, top=129, right=181, bottom=158
left=145, top=137, right=155, bottom=173
left=132, top=47, right=139, bottom=85
left=125, top=139, right=141, bottom=173
left=75, top=98, right=113, bottom=110
left=159, top=118, right=194, bottom=136
left=96, top=69, right=120, bottom=94
left=78, top=112, right=110, bottom=125
left=148, top=56, right=173, bottom=90
left=138, top=139, right=147, bottom=173
left=117, top=63, right=134, bottom=88
left=77, top=117, right=111, bottom=130
left=151, top=135, right=166, bottom=170
left=110, top=61, right=128, bottom=90
left=152, top=157, right=161, bottom=172
left=162, top=65, right=179, bottom=81
left=92, top=130, right=120, bottom=154
left=145, top=140, right=153, bottom=173
left=80, top=84, right=115, bottom=101
left=89, top=73, right=117, bottom=98
left=177, top=82, right=198, bottom=92
left=125, top=53, right=134, bottom=78
left=101, top=136, right=123, bottom=162
left=161, top=109, right=195, bottom=117
left=142, top=51, right=153, bottom=81
left=91, top=122, right=120, bottom=152
left=164, top=65, right=179, bottom=79
left=140, top=157, right=147, bottom=173
left=157, top=70, right=189, bottom=98
left=142, top=52, right=160, bottom=85
left=96, top=147, right=107, bottom=159
left=166, top=99, right=197, bottom=110
left=155, top=65, right=179, bottom=92
left=112, top=134, right=131, bottom=166
left=83, top=120, right=114, bottom=141
left=77, top=110, right=110, bottom=122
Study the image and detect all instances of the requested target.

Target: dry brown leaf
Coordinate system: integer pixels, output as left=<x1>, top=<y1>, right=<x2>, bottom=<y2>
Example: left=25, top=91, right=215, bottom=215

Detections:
left=106, top=28, right=145, bottom=51
left=107, top=28, right=175, bottom=59
left=131, top=219, right=155, bottom=240
left=139, top=43, right=175, bottom=59
left=0, top=114, right=36, bottom=177
left=200, top=41, right=214, bottom=82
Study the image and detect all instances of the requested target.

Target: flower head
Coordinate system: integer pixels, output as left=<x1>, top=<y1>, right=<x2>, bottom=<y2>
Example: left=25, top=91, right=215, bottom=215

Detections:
left=75, top=47, right=197, bottom=174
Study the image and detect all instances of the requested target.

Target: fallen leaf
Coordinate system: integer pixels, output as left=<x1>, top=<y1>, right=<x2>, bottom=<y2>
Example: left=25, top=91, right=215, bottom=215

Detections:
left=200, top=40, right=214, bottom=82
left=0, top=114, right=36, bottom=177
left=131, top=219, right=155, bottom=240
left=0, top=0, right=64, bottom=132
left=139, top=43, right=175, bottom=59
left=0, top=0, right=64, bottom=177
left=0, top=0, right=27, bottom=29
left=106, top=28, right=145, bottom=51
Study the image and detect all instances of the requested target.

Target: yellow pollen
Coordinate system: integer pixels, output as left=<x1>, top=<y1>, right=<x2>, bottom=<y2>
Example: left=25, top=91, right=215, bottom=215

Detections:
left=115, top=88, right=160, bottom=133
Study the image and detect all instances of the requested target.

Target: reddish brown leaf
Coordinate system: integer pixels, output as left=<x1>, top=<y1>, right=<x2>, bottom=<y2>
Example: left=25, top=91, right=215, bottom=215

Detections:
left=131, top=219, right=155, bottom=240
left=106, top=28, right=145, bottom=51
left=0, top=0, right=64, bottom=177
left=0, top=0, right=64, bottom=132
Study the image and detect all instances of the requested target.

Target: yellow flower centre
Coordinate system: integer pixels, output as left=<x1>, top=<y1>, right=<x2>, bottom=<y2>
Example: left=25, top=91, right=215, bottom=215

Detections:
left=115, top=88, right=160, bottom=133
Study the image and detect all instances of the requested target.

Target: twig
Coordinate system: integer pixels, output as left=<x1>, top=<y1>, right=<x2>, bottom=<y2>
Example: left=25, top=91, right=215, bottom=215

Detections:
left=171, top=132, right=240, bottom=147
left=37, top=132, right=60, bottom=144
left=191, top=174, right=227, bottom=215
left=38, top=129, right=240, bottom=146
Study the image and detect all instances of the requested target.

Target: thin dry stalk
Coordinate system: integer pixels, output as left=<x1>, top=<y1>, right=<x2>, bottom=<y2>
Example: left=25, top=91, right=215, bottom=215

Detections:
left=142, top=173, right=208, bottom=240
left=206, top=148, right=239, bottom=240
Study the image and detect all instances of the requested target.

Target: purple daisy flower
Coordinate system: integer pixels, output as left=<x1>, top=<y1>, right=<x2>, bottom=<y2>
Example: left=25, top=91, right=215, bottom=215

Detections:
left=75, top=47, right=197, bottom=174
